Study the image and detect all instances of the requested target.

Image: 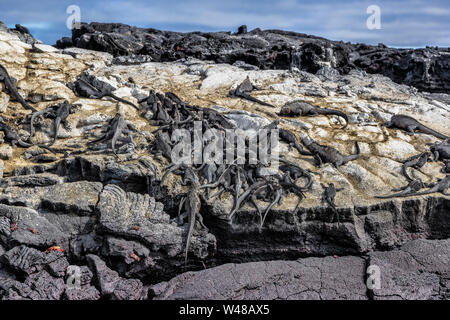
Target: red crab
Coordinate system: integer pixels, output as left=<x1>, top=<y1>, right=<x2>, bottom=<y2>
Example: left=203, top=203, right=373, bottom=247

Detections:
left=46, top=246, right=64, bottom=253
left=130, top=252, right=141, bottom=262
left=10, top=222, right=18, bottom=232
left=28, top=227, right=39, bottom=234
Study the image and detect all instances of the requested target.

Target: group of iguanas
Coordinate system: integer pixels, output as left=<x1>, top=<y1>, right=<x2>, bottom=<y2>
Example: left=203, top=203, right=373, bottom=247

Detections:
left=1, top=62, right=449, bottom=267
left=376, top=138, right=450, bottom=198
left=0, top=64, right=141, bottom=157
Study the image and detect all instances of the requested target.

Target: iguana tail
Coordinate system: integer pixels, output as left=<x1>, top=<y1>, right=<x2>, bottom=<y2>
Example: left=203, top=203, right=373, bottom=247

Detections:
left=48, top=117, right=61, bottom=147
left=417, top=124, right=449, bottom=140
left=184, top=198, right=198, bottom=267
left=376, top=191, right=413, bottom=199
left=342, top=141, right=360, bottom=163
left=327, top=199, right=337, bottom=212
left=377, top=188, right=440, bottom=198
left=401, top=163, right=414, bottom=182
left=14, top=93, right=37, bottom=113
left=295, top=143, right=314, bottom=156
left=17, top=140, right=56, bottom=154
left=317, top=108, right=349, bottom=128
left=241, top=93, right=276, bottom=108
left=17, top=139, right=32, bottom=148
left=108, top=94, right=140, bottom=111
left=29, top=109, right=46, bottom=140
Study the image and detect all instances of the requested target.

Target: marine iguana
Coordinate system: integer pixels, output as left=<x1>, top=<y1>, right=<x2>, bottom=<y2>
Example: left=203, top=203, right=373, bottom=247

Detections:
left=0, top=63, right=37, bottom=112
left=151, top=131, right=173, bottom=161
left=0, top=118, right=55, bottom=153
left=300, top=136, right=360, bottom=169
left=29, top=101, right=72, bottom=146
left=262, top=120, right=312, bottom=156
left=251, top=178, right=283, bottom=229
left=376, top=179, right=425, bottom=198
left=442, top=160, right=450, bottom=174
left=279, top=128, right=314, bottom=156
left=89, top=114, right=135, bottom=155
left=383, top=114, right=449, bottom=140
left=321, top=183, right=343, bottom=222
left=278, top=158, right=313, bottom=190
left=71, top=75, right=139, bottom=110
left=429, top=139, right=450, bottom=161
left=381, top=175, right=450, bottom=197
left=229, top=76, right=275, bottom=108
left=177, top=167, right=207, bottom=266
left=279, top=101, right=349, bottom=128
left=401, top=152, right=431, bottom=181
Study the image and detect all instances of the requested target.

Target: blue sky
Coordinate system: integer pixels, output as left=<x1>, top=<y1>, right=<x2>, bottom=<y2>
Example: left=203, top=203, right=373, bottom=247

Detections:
left=0, top=0, right=449, bottom=47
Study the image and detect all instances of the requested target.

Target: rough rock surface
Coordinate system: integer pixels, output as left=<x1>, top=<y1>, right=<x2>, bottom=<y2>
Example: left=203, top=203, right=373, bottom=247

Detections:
left=0, top=23, right=449, bottom=300
left=150, top=239, right=449, bottom=300
left=56, top=22, right=450, bottom=94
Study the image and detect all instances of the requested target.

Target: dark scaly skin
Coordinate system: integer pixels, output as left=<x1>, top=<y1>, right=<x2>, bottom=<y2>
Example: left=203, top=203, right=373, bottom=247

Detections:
left=430, top=139, right=450, bottom=162
left=0, top=63, right=37, bottom=112
left=152, top=131, right=173, bottom=161
left=383, top=114, right=448, bottom=140
left=0, top=120, right=55, bottom=153
left=279, top=101, right=348, bottom=128
left=89, top=114, right=134, bottom=155
left=321, top=183, right=338, bottom=211
left=177, top=168, right=206, bottom=266
left=110, top=116, right=136, bottom=156
left=76, top=78, right=139, bottom=110
left=262, top=120, right=312, bottom=156
left=401, top=152, right=431, bottom=181
left=301, top=137, right=360, bottom=169
left=321, top=183, right=343, bottom=223
left=442, top=160, right=450, bottom=174
left=228, top=179, right=267, bottom=219
left=278, top=158, right=313, bottom=190
left=279, top=128, right=313, bottom=156
left=379, top=175, right=450, bottom=197
left=408, top=175, right=450, bottom=197
left=229, top=76, right=275, bottom=108
left=30, top=101, right=73, bottom=147
left=376, top=179, right=425, bottom=198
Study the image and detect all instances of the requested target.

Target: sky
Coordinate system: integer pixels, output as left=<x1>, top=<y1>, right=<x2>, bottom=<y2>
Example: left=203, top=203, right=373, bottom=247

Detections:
left=0, top=0, right=449, bottom=48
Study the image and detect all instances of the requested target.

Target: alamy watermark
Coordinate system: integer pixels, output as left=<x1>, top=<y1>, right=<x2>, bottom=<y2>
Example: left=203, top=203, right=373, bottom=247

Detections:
left=66, top=265, right=81, bottom=290
left=366, top=5, right=381, bottom=30
left=66, top=5, right=81, bottom=30
left=366, top=265, right=381, bottom=290
left=170, top=123, right=280, bottom=175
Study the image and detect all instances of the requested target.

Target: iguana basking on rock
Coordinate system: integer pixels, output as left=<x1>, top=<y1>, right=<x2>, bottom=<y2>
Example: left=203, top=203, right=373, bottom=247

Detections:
left=89, top=113, right=135, bottom=155
left=279, top=128, right=314, bottom=156
left=0, top=63, right=37, bottom=112
left=442, top=160, right=450, bottom=174
left=29, top=101, right=72, bottom=146
left=0, top=117, right=55, bottom=153
left=383, top=114, right=449, bottom=140
left=177, top=167, right=207, bottom=266
left=279, top=101, right=348, bottom=128
left=376, top=179, right=425, bottom=198
left=300, top=136, right=360, bottom=168
left=151, top=130, right=173, bottom=161
left=321, top=183, right=343, bottom=223
left=262, top=120, right=312, bottom=156
left=401, top=152, right=431, bottom=181
left=379, top=175, right=450, bottom=197
left=429, top=139, right=450, bottom=162
left=71, top=74, right=139, bottom=110
left=229, top=76, right=275, bottom=108
left=278, top=157, right=313, bottom=190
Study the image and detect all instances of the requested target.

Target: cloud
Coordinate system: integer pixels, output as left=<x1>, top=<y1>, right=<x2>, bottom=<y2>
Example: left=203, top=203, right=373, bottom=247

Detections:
left=0, top=0, right=448, bottom=47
